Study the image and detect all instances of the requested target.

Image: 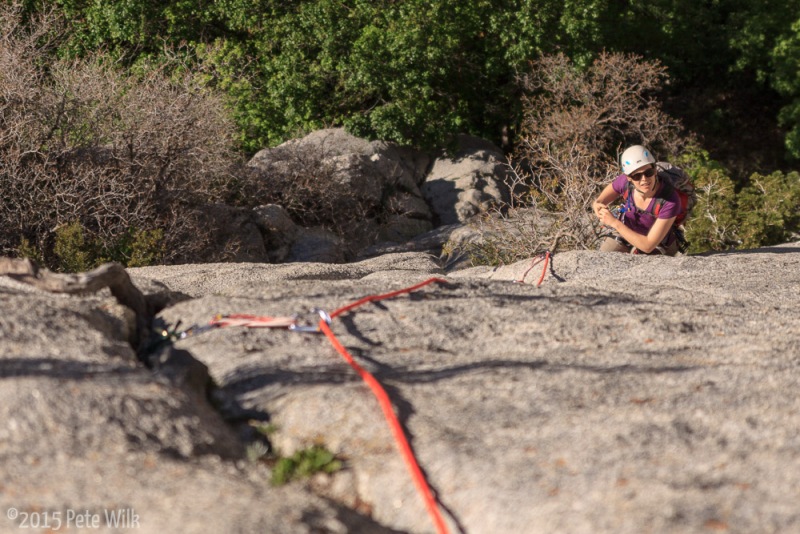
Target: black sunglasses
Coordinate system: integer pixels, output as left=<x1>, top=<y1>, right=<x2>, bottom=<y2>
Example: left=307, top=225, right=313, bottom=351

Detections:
left=629, top=167, right=656, bottom=182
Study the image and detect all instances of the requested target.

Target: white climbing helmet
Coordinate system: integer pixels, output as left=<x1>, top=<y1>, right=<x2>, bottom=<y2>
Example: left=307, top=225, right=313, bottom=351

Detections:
left=619, top=145, right=656, bottom=175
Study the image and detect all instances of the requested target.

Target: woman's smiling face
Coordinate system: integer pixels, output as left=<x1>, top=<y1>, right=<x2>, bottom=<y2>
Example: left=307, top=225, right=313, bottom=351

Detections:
left=628, top=164, right=657, bottom=193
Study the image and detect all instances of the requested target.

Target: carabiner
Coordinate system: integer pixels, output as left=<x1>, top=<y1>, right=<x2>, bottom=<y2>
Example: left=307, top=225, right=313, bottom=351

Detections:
left=288, top=308, right=331, bottom=333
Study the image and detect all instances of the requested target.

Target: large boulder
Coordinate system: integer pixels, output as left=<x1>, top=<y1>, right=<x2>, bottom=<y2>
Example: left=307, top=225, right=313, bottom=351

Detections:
left=141, top=244, right=800, bottom=533
left=421, top=134, right=510, bottom=225
left=198, top=204, right=269, bottom=263
left=4, top=243, right=790, bottom=533
left=0, top=275, right=379, bottom=534
left=243, top=129, right=511, bottom=261
left=288, top=226, right=346, bottom=263
left=248, top=128, right=434, bottom=256
left=249, top=128, right=431, bottom=195
left=82, top=130, right=510, bottom=266
left=252, top=203, right=300, bottom=263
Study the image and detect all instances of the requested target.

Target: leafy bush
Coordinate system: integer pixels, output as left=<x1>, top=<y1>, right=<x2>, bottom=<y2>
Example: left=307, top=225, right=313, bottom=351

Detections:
left=53, top=222, right=92, bottom=274
left=270, top=445, right=343, bottom=486
left=676, top=147, right=740, bottom=253
left=736, top=170, right=800, bottom=248
left=47, top=222, right=166, bottom=271
left=676, top=148, right=800, bottom=252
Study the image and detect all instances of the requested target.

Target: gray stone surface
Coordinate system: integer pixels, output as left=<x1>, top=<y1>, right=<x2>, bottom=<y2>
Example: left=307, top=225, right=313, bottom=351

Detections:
left=247, top=128, right=436, bottom=258
left=4, top=243, right=800, bottom=533
left=0, top=276, right=392, bottom=533
left=421, top=135, right=510, bottom=225
left=288, top=226, right=347, bottom=264
left=244, top=128, right=510, bottom=260
left=250, top=127, right=431, bottom=193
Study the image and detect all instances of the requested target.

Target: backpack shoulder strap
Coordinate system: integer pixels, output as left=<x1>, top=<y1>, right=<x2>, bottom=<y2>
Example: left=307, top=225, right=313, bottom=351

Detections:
left=622, top=182, right=633, bottom=202
left=625, top=180, right=672, bottom=217
left=621, top=181, right=635, bottom=213
left=652, top=180, right=673, bottom=217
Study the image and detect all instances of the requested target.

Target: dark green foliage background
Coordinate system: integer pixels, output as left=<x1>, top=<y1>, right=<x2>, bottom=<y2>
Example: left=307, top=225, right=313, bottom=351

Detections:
left=19, top=0, right=799, bottom=163
left=6, top=0, right=800, bottom=264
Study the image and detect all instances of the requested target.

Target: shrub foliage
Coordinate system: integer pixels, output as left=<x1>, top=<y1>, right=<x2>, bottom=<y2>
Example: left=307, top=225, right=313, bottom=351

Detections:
left=679, top=148, right=800, bottom=253
left=3, top=3, right=798, bottom=268
left=0, top=4, right=239, bottom=270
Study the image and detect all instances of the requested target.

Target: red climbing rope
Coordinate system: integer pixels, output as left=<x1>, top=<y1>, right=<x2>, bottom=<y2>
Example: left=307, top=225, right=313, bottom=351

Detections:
left=183, top=278, right=452, bottom=532
left=515, top=251, right=551, bottom=287
left=535, top=251, right=551, bottom=287
left=328, top=277, right=449, bottom=319
left=319, top=277, right=451, bottom=534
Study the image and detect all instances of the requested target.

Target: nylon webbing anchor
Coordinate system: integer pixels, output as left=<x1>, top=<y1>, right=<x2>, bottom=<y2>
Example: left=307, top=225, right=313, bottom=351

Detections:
left=176, top=308, right=331, bottom=338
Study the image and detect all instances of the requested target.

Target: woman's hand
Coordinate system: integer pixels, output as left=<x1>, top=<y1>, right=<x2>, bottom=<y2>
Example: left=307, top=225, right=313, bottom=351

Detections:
left=592, top=200, right=606, bottom=219
left=597, top=206, right=618, bottom=228
left=593, top=184, right=621, bottom=223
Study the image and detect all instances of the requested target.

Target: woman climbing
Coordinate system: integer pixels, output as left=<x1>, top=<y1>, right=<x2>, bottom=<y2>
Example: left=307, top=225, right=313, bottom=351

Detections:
left=592, top=145, right=681, bottom=256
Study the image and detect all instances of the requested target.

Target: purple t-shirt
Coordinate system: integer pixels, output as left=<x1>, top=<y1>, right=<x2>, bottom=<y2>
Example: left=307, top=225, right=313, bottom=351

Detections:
left=612, top=174, right=680, bottom=239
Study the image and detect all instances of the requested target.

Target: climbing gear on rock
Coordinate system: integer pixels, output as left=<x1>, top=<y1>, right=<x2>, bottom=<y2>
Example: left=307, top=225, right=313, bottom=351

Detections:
left=320, top=277, right=452, bottom=534
left=173, top=309, right=332, bottom=339
left=208, top=314, right=298, bottom=329
left=152, top=278, right=454, bottom=534
left=209, top=309, right=331, bottom=332
left=514, top=251, right=551, bottom=286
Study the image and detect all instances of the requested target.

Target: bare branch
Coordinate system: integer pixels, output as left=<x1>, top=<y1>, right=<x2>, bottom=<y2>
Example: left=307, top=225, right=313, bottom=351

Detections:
left=0, top=3, right=241, bottom=266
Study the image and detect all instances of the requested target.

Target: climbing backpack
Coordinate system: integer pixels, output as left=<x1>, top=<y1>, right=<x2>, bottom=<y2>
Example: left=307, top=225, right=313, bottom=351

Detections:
left=621, top=161, right=697, bottom=252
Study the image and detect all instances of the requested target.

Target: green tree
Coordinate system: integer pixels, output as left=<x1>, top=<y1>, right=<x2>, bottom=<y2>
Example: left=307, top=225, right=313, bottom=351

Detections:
left=15, top=0, right=800, bottom=169
left=728, top=0, right=800, bottom=159
left=772, top=21, right=800, bottom=157
left=736, top=170, right=800, bottom=248
left=197, top=0, right=612, bottom=151
left=48, top=0, right=221, bottom=61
